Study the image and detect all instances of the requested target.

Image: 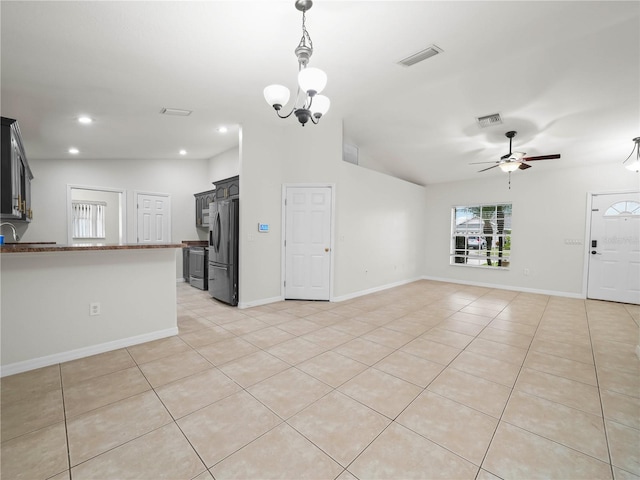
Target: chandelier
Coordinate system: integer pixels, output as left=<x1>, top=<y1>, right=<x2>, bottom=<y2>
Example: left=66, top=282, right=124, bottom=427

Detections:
left=263, top=0, right=330, bottom=126
left=623, top=137, right=640, bottom=172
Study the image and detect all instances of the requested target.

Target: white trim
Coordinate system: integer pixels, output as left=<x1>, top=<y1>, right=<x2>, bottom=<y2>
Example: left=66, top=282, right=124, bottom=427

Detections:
left=0, top=327, right=178, bottom=378
left=238, top=295, right=284, bottom=309
left=635, top=345, right=640, bottom=361
left=421, top=275, right=584, bottom=299
left=281, top=183, right=336, bottom=301
left=332, top=277, right=423, bottom=303
left=67, top=184, right=126, bottom=244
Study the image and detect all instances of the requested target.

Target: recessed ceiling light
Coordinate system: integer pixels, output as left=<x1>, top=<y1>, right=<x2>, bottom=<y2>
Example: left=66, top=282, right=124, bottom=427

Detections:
left=69, top=147, right=79, bottom=154
left=217, top=126, right=228, bottom=134
left=179, top=149, right=187, bottom=155
left=78, top=116, right=93, bottom=124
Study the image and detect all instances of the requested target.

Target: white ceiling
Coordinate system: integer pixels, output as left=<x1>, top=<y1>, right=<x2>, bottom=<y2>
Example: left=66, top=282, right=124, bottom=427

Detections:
left=1, top=1, right=638, bottom=186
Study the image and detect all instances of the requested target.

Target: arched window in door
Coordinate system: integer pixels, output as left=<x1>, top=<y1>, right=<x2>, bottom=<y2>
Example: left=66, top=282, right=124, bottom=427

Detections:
left=605, top=201, right=640, bottom=216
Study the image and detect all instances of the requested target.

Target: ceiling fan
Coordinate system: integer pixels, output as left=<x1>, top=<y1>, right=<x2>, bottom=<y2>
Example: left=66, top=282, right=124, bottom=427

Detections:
left=470, top=131, right=561, bottom=173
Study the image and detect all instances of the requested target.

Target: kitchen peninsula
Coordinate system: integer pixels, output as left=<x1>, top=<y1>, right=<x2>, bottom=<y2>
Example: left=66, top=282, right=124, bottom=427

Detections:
left=1, top=242, right=183, bottom=376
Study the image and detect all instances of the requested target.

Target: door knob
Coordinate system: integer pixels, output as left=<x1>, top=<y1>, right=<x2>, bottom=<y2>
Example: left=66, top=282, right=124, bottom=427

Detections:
left=325, top=247, right=330, bottom=252
left=591, top=250, right=602, bottom=255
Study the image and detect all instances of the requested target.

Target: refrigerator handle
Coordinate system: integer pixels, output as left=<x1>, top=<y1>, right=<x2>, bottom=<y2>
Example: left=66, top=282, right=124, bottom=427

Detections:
left=214, top=211, right=221, bottom=252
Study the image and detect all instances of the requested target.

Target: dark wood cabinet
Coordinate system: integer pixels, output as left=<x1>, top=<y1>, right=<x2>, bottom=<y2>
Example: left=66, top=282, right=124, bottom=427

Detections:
left=194, top=189, right=216, bottom=228
left=213, top=175, right=239, bottom=200
left=1, top=117, right=33, bottom=222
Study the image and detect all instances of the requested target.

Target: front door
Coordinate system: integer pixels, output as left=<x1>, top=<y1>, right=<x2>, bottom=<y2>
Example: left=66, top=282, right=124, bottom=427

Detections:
left=587, top=192, right=640, bottom=304
left=284, top=186, right=332, bottom=300
left=137, top=193, right=171, bottom=243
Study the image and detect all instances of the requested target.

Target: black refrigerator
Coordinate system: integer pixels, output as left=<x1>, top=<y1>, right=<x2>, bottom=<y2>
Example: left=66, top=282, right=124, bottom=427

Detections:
left=208, top=199, right=239, bottom=305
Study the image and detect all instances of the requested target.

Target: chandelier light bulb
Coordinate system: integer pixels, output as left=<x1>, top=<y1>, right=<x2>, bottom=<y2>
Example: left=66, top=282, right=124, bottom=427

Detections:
left=625, top=160, right=640, bottom=172
left=298, top=67, right=327, bottom=96
left=311, top=94, right=330, bottom=117
left=264, top=85, right=291, bottom=110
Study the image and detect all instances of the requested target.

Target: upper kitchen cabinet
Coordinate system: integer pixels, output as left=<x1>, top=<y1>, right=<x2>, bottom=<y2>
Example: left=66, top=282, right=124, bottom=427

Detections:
left=1, top=117, right=34, bottom=222
left=194, top=189, right=216, bottom=228
left=213, top=175, right=239, bottom=201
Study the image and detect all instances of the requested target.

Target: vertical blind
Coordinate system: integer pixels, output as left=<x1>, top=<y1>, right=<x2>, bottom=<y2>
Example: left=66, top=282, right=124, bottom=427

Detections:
left=72, top=201, right=106, bottom=238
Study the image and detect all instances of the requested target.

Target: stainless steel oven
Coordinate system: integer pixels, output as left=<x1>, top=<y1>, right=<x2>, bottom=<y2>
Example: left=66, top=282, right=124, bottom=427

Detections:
left=189, top=247, right=208, bottom=290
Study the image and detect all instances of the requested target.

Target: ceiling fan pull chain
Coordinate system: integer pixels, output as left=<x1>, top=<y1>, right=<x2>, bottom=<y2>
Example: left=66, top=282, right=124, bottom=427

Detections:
left=508, top=171, right=511, bottom=190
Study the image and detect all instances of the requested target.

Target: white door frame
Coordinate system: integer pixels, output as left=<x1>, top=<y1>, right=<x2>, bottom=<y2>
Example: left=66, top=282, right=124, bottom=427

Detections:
left=281, top=183, right=336, bottom=301
left=583, top=189, right=640, bottom=300
left=134, top=191, right=172, bottom=243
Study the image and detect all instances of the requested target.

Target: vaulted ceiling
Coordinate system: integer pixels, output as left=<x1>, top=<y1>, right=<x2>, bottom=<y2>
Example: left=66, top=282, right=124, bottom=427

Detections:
left=1, top=1, right=638, bottom=186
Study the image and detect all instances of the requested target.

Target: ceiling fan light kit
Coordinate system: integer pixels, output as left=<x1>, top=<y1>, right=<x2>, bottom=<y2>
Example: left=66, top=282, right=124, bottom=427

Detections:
left=623, top=137, right=640, bottom=172
left=264, top=0, right=330, bottom=126
left=469, top=130, right=561, bottom=188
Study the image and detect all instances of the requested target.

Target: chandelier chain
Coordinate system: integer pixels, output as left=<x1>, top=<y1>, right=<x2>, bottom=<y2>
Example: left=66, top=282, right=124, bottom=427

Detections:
left=298, top=10, right=313, bottom=51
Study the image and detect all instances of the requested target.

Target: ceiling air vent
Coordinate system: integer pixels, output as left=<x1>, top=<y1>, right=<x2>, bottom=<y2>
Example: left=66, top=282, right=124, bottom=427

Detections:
left=476, top=113, right=503, bottom=128
left=397, top=45, right=443, bottom=67
left=160, top=107, right=192, bottom=116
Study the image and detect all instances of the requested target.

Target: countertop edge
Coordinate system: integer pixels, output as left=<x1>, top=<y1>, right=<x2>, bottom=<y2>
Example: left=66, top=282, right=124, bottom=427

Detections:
left=0, top=243, right=185, bottom=253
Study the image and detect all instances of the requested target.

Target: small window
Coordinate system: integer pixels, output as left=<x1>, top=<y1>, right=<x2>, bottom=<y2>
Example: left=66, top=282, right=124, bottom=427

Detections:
left=451, top=203, right=512, bottom=268
left=605, top=201, right=640, bottom=216
left=72, top=201, right=106, bottom=239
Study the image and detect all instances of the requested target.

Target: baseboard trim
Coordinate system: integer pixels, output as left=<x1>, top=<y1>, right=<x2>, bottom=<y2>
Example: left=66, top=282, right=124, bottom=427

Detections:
left=420, top=275, right=584, bottom=299
left=332, top=277, right=423, bottom=303
left=1, top=327, right=179, bottom=378
left=238, top=296, right=284, bottom=309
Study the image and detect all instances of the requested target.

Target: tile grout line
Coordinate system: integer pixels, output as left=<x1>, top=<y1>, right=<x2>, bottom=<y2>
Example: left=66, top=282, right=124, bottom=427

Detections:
left=473, top=290, right=549, bottom=478
left=584, top=300, right=616, bottom=480
left=59, top=363, right=73, bottom=480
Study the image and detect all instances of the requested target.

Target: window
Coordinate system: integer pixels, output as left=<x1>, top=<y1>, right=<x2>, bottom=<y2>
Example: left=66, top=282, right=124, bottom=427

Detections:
left=605, top=201, right=640, bottom=216
left=451, top=203, right=512, bottom=268
left=72, top=201, right=106, bottom=239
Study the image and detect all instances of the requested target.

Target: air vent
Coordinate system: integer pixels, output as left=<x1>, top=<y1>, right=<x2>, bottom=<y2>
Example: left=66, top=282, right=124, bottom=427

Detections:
left=160, top=108, right=192, bottom=116
left=397, top=45, right=443, bottom=67
left=476, top=113, right=503, bottom=128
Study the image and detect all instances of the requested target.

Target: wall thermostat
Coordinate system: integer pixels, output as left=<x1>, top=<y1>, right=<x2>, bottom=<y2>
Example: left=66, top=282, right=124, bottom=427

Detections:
left=258, top=223, right=270, bottom=233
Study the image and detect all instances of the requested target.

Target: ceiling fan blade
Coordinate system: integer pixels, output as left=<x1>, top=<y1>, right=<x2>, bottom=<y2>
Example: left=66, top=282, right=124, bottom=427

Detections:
left=478, top=165, right=499, bottom=172
left=469, top=161, right=499, bottom=165
left=522, top=154, right=561, bottom=161
left=518, top=163, right=532, bottom=170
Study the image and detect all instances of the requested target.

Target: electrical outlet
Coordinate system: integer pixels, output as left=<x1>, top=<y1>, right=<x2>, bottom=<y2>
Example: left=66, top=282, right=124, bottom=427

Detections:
left=90, top=302, right=101, bottom=316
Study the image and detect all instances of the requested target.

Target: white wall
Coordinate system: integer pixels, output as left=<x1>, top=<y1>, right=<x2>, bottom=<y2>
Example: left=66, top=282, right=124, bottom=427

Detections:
left=424, top=162, right=639, bottom=297
left=24, top=157, right=211, bottom=278
left=208, top=146, right=240, bottom=182
left=238, top=118, right=427, bottom=306
left=333, top=162, right=427, bottom=300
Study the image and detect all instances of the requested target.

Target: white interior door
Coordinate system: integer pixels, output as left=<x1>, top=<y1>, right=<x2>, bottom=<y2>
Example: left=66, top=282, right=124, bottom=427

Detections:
left=137, top=193, right=171, bottom=243
left=587, top=192, right=640, bottom=304
left=284, top=186, right=332, bottom=300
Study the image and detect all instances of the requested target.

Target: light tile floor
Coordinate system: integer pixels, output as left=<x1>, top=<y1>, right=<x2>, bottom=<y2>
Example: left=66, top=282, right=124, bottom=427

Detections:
left=2, top=280, right=639, bottom=479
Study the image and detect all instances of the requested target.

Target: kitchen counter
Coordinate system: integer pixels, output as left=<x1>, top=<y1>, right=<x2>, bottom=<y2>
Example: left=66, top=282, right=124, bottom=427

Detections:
left=1, top=243, right=180, bottom=376
left=181, top=240, right=207, bottom=247
left=0, top=242, right=184, bottom=253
